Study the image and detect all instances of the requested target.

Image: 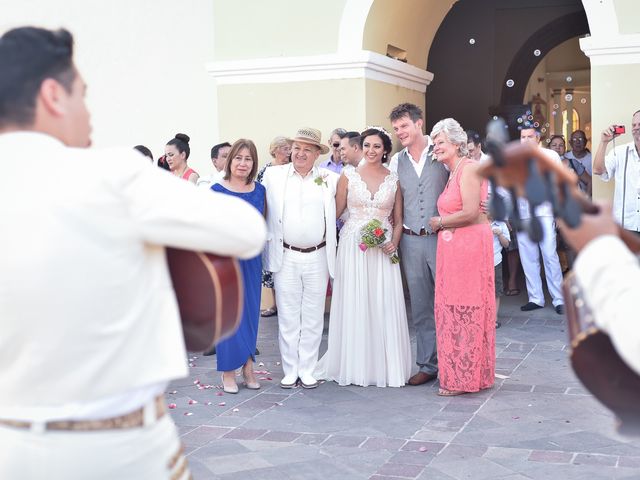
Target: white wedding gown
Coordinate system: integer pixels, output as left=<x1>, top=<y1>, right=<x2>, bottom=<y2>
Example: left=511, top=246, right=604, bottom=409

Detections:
left=315, top=168, right=411, bottom=387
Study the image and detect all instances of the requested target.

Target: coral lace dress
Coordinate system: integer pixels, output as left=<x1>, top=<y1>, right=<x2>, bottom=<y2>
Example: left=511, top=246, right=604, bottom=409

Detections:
left=434, top=159, right=495, bottom=393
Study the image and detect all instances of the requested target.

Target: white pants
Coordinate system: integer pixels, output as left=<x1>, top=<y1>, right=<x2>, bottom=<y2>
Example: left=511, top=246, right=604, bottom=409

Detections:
left=0, top=415, right=189, bottom=480
left=517, top=216, right=564, bottom=307
left=274, top=248, right=329, bottom=378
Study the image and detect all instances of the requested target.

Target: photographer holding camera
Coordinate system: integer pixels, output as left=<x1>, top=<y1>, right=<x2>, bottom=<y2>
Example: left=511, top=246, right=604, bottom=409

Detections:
left=592, top=110, right=640, bottom=234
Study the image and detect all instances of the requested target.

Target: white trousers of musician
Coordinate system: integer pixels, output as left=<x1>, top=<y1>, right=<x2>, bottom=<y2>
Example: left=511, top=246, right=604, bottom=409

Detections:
left=517, top=216, right=564, bottom=307
left=0, top=415, right=189, bottom=480
left=274, top=248, right=329, bottom=379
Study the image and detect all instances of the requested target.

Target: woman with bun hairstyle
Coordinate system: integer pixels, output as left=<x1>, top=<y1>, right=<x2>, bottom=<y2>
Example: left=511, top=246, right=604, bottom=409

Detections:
left=165, top=133, right=199, bottom=184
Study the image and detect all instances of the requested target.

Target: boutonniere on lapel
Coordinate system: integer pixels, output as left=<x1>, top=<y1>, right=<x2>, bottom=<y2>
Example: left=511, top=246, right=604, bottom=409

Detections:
left=314, top=172, right=329, bottom=187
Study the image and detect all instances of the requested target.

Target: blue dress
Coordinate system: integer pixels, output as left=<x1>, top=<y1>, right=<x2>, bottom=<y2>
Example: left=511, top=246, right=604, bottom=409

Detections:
left=212, top=182, right=265, bottom=371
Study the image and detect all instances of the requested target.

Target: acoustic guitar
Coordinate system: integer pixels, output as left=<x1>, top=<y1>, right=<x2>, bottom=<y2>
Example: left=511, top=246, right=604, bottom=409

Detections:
left=477, top=123, right=640, bottom=434
left=166, top=248, right=243, bottom=352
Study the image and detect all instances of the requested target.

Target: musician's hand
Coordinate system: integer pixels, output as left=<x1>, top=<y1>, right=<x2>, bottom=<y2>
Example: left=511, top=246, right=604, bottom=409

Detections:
left=557, top=202, right=618, bottom=252
left=479, top=200, right=489, bottom=215
left=601, top=125, right=616, bottom=144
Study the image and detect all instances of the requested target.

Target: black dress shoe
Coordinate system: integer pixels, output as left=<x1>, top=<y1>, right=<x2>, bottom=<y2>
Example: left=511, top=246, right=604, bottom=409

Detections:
left=203, top=345, right=216, bottom=356
left=555, top=304, right=565, bottom=315
left=520, top=302, right=544, bottom=311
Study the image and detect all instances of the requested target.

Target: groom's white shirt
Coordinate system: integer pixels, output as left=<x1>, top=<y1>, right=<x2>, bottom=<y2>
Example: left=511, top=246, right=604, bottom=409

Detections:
left=262, top=163, right=338, bottom=277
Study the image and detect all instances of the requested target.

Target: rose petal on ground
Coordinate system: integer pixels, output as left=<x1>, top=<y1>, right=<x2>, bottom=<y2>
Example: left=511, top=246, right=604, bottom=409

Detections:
left=193, top=379, right=200, bottom=385
left=188, top=399, right=198, bottom=405
left=232, top=408, right=239, bottom=412
left=218, top=402, right=226, bottom=406
left=168, top=403, right=177, bottom=409
left=418, top=446, right=428, bottom=452
left=168, top=390, right=178, bottom=394
left=258, top=362, right=264, bottom=367
left=276, top=362, right=281, bottom=366
left=216, top=392, right=224, bottom=396
left=184, top=412, right=193, bottom=416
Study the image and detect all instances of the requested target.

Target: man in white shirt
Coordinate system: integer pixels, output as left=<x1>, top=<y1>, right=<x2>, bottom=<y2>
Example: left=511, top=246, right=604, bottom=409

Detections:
left=388, top=103, right=449, bottom=386
left=592, top=110, right=640, bottom=233
left=558, top=206, right=640, bottom=376
left=0, top=27, right=266, bottom=480
left=261, top=127, right=338, bottom=389
left=517, top=127, right=565, bottom=314
left=197, top=141, right=231, bottom=188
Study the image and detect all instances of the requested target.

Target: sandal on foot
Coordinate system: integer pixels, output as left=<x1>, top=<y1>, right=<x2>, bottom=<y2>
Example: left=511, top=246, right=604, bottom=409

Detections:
left=504, top=289, right=520, bottom=296
left=260, top=307, right=277, bottom=317
left=438, top=388, right=467, bottom=397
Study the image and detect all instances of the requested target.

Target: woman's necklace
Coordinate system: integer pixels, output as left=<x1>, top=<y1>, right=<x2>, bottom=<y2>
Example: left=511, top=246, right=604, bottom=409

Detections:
left=176, top=165, right=189, bottom=178
left=446, top=158, right=463, bottom=186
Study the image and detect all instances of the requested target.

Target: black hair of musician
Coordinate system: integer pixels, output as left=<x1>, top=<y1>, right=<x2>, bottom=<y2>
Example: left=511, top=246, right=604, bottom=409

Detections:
left=0, top=27, right=75, bottom=128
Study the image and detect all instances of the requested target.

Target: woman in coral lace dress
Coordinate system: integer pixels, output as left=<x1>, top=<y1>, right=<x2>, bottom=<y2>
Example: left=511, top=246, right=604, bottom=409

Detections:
left=428, top=118, right=495, bottom=396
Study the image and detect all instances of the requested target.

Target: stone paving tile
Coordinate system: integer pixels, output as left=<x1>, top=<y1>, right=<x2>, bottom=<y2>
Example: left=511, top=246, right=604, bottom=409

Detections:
left=257, top=430, right=302, bottom=442
left=181, top=426, right=233, bottom=448
left=618, top=456, right=640, bottom=468
left=375, top=462, right=425, bottom=478
left=499, top=382, right=534, bottom=392
left=294, top=433, right=330, bottom=445
left=573, top=453, right=618, bottom=466
left=388, top=450, right=436, bottom=466
left=321, top=434, right=368, bottom=448
left=528, top=449, right=573, bottom=463
left=401, top=441, right=446, bottom=454
left=361, top=437, right=407, bottom=451
left=222, top=428, right=269, bottom=440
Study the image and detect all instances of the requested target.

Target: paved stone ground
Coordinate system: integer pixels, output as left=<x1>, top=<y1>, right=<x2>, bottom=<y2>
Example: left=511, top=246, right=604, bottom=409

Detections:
left=168, top=293, right=640, bottom=479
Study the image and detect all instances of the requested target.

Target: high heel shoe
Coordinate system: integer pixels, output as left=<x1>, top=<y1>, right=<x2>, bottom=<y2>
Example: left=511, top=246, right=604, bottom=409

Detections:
left=242, top=367, right=260, bottom=390
left=221, top=373, right=238, bottom=394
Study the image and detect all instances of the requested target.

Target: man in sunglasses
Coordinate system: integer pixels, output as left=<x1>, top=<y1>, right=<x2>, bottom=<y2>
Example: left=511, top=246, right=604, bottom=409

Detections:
left=319, top=127, right=347, bottom=174
left=565, top=130, right=592, bottom=196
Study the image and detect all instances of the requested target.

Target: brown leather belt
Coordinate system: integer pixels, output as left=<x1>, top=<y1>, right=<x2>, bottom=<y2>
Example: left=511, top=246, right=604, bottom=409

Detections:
left=402, top=227, right=434, bottom=236
left=0, top=395, right=166, bottom=432
left=283, top=241, right=326, bottom=253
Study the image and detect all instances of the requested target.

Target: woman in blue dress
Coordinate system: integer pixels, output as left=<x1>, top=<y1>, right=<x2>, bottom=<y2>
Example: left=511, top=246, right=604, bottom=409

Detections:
left=212, top=139, right=265, bottom=394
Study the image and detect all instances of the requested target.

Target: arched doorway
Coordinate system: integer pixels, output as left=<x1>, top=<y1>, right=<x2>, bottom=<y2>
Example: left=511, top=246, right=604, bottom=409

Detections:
left=425, top=0, right=590, bottom=140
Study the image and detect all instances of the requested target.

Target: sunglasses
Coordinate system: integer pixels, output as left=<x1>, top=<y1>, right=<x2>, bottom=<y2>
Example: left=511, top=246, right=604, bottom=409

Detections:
left=332, top=142, right=341, bottom=148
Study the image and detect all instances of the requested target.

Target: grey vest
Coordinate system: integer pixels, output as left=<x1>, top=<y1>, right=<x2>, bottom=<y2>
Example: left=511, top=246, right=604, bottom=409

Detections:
left=397, top=148, right=448, bottom=233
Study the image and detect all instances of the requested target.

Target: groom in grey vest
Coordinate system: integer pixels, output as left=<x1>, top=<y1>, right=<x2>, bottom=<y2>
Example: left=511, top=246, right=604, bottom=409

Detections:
left=388, top=103, right=448, bottom=385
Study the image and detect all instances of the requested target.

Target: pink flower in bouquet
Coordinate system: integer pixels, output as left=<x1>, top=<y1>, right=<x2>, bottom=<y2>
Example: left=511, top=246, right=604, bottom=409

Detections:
left=373, top=228, right=384, bottom=237
left=359, top=242, right=368, bottom=252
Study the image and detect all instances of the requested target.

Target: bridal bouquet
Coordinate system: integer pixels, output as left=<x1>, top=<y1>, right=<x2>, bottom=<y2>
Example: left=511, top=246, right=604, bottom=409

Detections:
left=358, top=219, right=400, bottom=264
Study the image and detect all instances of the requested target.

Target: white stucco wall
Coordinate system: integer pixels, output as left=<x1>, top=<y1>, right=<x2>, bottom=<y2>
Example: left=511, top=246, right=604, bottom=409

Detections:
left=1, top=0, right=219, bottom=175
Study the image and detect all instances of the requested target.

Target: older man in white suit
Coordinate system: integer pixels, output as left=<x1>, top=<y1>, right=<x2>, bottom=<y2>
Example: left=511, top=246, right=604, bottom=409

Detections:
left=262, top=128, right=338, bottom=389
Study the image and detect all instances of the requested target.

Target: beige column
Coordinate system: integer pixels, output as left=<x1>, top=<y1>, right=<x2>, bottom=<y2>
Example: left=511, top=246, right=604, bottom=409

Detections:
left=580, top=0, right=640, bottom=201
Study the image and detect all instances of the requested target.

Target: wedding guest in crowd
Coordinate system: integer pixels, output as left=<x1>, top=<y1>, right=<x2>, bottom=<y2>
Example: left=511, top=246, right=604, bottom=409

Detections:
left=428, top=118, right=495, bottom=396
left=197, top=141, right=231, bottom=188
left=262, top=127, right=338, bottom=389
left=257, top=135, right=292, bottom=318
left=315, top=127, right=411, bottom=387
left=165, top=133, right=198, bottom=184
left=319, top=127, right=347, bottom=174
left=491, top=215, right=510, bottom=328
left=592, top=110, right=640, bottom=234
left=517, top=127, right=565, bottom=314
left=550, top=134, right=591, bottom=196
left=213, top=139, right=265, bottom=394
left=565, top=130, right=593, bottom=196
left=134, top=145, right=153, bottom=161
left=339, top=131, right=364, bottom=169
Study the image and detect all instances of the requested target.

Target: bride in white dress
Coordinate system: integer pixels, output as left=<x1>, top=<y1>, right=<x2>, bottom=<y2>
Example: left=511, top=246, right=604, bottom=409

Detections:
left=315, top=127, right=411, bottom=387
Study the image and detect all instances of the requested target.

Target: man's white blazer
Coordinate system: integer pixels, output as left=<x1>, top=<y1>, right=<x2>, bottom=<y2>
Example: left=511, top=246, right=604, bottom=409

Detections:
left=262, top=164, right=338, bottom=278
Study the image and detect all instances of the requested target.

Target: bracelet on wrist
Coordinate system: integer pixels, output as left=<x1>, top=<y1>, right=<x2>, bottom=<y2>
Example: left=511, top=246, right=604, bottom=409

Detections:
left=438, top=216, right=443, bottom=229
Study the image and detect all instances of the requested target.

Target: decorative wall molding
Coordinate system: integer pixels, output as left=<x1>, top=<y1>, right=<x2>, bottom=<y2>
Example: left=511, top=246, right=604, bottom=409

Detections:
left=206, top=50, right=434, bottom=92
left=580, top=34, right=640, bottom=65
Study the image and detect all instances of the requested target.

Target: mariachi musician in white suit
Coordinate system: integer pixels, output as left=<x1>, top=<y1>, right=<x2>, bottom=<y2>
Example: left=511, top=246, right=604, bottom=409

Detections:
left=262, top=127, right=338, bottom=389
